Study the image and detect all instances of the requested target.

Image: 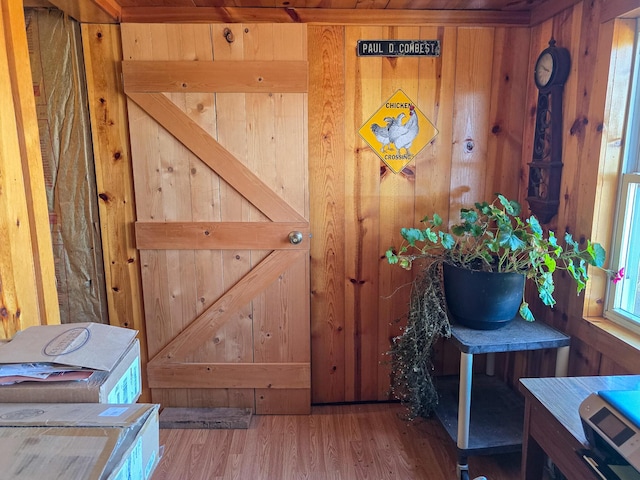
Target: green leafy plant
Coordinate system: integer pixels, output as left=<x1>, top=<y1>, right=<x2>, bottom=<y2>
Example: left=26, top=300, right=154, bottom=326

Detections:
left=385, top=194, right=619, bottom=419
left=386, top=194, right=610, bottom=322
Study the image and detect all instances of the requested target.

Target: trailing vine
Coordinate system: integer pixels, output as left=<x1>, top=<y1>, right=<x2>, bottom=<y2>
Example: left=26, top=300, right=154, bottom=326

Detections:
left=387, top=260, right=451, bottom=420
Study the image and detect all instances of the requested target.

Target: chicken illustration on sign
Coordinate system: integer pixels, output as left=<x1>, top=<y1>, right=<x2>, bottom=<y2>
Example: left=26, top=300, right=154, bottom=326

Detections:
left=359, top=90, right=438, bottom=174
left=371, top=106, right=419, bottom=155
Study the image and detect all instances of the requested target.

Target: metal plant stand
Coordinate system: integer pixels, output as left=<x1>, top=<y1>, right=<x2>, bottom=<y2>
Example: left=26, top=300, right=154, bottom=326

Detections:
left=434, top=316, right=571, bottom=480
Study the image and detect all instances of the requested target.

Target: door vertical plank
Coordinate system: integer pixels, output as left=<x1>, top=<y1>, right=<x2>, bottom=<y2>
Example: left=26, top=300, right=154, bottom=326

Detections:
left=255, top=256, right=311, bottom=414
left=248, top=24, right=279, bottom=413
left=212, top=23, right=257, bottom=409
left=153, top=28, right=193, bottom=405
left=121, top=24, right=170, bottom=362
left=122, top=24, right=194, bottom=407
left=246, top=23, right=310, bottom=414
left=160, top=25, right=198, bottom=353
left=184, top=40, right=222, bottom=330
left=158, top=24, right=213, bottom=407
left=274, top=24, right=308, bottom=218
left=168, top=24, right=227, bottom=407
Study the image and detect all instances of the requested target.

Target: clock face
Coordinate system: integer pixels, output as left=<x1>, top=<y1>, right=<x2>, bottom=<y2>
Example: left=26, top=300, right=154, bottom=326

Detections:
left=535, top=52, right=554, bottom=88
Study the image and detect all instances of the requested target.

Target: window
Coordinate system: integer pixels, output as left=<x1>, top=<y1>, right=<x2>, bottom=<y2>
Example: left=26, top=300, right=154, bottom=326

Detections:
left=605, top=19, right=640, bottom=333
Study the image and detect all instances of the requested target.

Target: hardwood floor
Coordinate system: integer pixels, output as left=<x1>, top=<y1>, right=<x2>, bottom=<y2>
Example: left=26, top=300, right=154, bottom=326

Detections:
left=151, top=403, right=521, bottom=480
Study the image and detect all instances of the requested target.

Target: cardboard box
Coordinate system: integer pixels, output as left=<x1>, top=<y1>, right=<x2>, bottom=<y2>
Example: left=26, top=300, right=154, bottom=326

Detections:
left=0, top=339, right=141, bottom=404
left=0, top=403, right=160, bottom=480
left=0, top=322, right=137, bottom=370
left=0, top=323, right=141, bottom=404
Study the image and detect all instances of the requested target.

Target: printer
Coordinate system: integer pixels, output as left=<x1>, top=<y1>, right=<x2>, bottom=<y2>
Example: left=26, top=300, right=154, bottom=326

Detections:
left=580, top=389, right=640, bottom=479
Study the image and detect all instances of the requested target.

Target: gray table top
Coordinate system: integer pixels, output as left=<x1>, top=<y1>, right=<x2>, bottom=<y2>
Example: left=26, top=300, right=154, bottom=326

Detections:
left=448, top=316, right=571, bottom=354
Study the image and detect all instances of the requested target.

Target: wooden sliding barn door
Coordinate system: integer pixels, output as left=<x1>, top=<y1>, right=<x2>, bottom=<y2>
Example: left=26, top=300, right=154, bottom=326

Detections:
left=121, top=24, right=310, bottom=414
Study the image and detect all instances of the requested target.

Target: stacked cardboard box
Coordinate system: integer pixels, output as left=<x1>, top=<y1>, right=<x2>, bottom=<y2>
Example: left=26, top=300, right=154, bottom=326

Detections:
left=0, top=323, right=141, bottom=404
left=0, top=324, right=161, bottom=479
left=0, top=402, right=160, bottom=480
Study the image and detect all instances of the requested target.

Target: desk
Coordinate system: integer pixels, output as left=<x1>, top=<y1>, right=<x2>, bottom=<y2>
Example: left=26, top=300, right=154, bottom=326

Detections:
left=519, top=375, right=640, bottom=480
left=435, top=317, right=571, bottom=480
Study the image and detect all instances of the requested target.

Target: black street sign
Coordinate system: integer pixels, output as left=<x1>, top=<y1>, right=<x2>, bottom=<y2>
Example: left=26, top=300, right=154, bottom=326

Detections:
left=357, top=40, right=441, bottom=57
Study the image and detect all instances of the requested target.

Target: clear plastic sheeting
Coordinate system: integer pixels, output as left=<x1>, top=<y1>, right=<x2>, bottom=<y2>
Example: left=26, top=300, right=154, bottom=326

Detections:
left=25, top=8, right=107, bottom=324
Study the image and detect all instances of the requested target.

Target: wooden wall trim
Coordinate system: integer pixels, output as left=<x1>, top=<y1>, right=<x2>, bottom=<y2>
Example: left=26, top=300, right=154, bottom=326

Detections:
left=94, top=0, right=121, bottom=21
left=577, top=15, right=639, bottom=374
left=22, top=0, right=54, bottom=6
left=601, top=0, right=640, bottom=23
left=120, top=7, right=530, bottom=26
left=584, top=17, right=635, bottom=318
left=45, top=0, right=117, bottom=23
left=81, top=24, right=149, bottom=401
left=0, top=0, right=59, bottom=336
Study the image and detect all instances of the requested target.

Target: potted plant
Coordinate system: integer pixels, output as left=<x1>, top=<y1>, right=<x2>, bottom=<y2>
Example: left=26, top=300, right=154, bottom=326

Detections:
left=384, top=194, right=621, bottom=418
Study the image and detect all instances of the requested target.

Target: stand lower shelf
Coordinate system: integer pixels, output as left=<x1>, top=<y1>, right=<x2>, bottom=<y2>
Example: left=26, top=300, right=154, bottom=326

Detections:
left=435, top=374, right=525, bottom=455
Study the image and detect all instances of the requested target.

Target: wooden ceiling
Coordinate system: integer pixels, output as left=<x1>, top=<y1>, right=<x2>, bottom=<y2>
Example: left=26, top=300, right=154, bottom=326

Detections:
left=112, top=0, right=541, bottom=8
left=32, top=0, right=587, bottom=25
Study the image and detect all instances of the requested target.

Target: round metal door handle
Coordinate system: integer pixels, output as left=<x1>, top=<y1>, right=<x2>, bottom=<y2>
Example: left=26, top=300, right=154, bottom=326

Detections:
left=288, top=231, right=303, bottom=245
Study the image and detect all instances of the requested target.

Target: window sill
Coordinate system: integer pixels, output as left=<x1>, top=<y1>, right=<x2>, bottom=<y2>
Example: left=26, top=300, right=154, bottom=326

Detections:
left=574, top=316, right=640, bottom=373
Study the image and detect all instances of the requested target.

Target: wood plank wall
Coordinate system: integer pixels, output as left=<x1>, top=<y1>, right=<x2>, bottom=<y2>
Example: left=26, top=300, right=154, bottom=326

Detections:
left=76, top=0, right=636, bottom=404
left=294, top=1, right=638, bottom=401
left=6, top=0, right=637, bottom=404
left=514, top=1, right=640, bottom=383
left=309, top=25, right=530, bottom=402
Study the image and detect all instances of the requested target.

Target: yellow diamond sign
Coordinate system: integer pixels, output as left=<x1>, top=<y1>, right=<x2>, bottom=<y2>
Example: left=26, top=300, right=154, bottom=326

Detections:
left=359, top=90, right=438, bottom=174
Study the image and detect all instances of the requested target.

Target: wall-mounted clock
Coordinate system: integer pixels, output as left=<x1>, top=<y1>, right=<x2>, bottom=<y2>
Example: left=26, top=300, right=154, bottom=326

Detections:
left=526, top=38, right=571, bottom=223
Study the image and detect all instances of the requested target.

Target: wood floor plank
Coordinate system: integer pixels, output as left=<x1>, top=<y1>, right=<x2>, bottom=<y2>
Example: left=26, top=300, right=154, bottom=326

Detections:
left=151, top=402, right=521, bottom=479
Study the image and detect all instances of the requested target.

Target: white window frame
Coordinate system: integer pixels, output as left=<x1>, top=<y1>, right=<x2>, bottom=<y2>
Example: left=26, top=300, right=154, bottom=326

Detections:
left=605, top=19, right=640, bottom=335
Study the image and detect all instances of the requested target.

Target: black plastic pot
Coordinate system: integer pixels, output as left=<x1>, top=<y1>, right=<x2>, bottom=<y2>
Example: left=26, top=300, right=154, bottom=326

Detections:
left=442, top=263, right=525, bottom=330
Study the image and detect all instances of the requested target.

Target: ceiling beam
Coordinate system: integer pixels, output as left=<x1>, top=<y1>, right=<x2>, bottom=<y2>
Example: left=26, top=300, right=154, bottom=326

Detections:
left=121, top=6, right=530, bottom=26
left=22, top=0, right=55, bottom=7
left=529, top=0, right=581, bottom=26
left=27, top=0, right=119, bottom=23
left=22, top=0, right=637, bottom=27
left=600, top=0, right=640, bottom=23
left=530, top=0, right=640, bottom=26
